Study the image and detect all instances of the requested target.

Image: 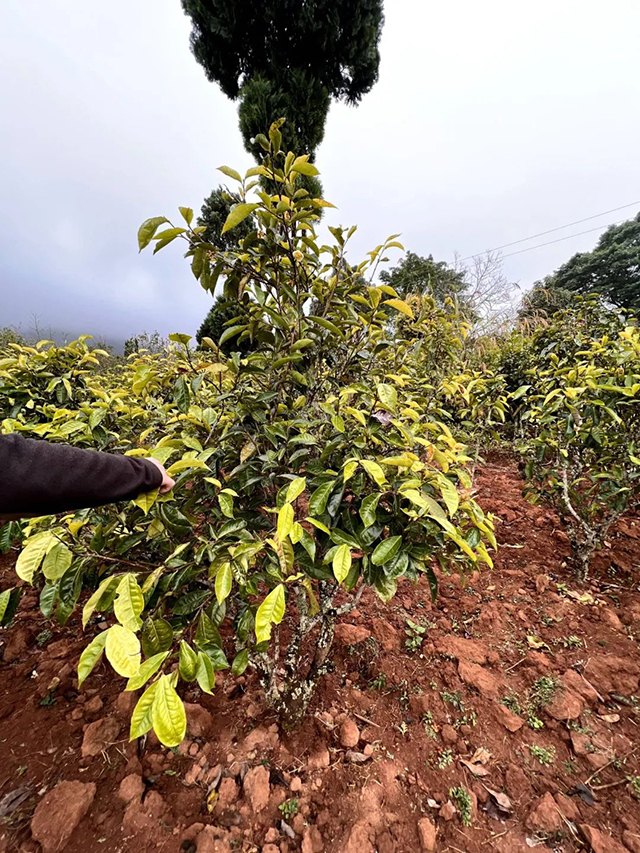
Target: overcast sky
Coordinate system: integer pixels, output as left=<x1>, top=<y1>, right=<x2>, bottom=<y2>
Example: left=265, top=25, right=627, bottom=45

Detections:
left=1, top=0, right=639, bottom=347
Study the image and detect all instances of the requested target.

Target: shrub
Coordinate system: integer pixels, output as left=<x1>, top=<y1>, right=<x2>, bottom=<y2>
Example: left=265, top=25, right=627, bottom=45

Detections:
left=5, top=128, right=495, bottom=745
left=520, top=302, right=640, bottom=580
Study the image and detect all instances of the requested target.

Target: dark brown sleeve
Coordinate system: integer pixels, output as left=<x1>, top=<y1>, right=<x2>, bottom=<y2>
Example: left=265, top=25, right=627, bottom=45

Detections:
left=0, top=434, right=163, bottom=517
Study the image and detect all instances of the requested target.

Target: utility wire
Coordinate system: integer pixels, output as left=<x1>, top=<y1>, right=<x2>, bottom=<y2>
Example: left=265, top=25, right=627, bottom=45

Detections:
left=460, top=199, right=640, bottom=261
left=499, top=219, right=625, bottom=260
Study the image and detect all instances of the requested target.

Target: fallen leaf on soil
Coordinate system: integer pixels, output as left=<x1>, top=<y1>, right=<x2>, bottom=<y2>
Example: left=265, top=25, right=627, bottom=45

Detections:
left=0, top=787, right=30, bottom=819
left=345, top=750, right=370, bottom=764
left=461, top=759, right=490, bottom=777
left=598, top=713, right=620, bottom=723
left=565, top=589, right=595, bottom=605
left=566, top=783, right=596, bottom=806
left=461, top=746, right=492, bottom=776
left=280, top=821, right=296, bottom=839
left=483, top=785, right=513, bottom=821
left=527, top=635, right=550, bottom=650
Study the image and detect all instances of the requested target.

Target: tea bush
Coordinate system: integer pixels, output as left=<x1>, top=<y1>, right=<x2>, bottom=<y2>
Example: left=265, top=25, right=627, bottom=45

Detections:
left=2, top=128, right=495, bottom=744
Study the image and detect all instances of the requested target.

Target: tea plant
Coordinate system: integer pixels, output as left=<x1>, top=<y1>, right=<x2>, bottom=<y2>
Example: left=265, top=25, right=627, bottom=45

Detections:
left=520, top=301, right=640, bottom=580
left=3, top=127, right=495, bottom=745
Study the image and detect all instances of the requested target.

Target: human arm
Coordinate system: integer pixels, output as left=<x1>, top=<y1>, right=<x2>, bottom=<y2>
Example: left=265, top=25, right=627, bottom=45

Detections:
left=0, top=434, right=174, bottom=518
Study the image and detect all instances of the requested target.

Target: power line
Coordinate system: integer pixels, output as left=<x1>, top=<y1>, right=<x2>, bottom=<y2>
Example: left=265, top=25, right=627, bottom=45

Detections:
left=499, top=220, right=626, bottom=260
left=460, top=199, right=640, bottom=261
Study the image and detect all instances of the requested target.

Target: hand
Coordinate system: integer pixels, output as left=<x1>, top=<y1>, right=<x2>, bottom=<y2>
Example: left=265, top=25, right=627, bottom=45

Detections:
left=147, top=457, right=175, bottom=494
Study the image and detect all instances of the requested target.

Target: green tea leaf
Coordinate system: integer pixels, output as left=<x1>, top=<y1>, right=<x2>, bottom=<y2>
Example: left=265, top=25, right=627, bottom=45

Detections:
left=77, top=630, right=109, bottom=687
left=332, top=544, right=352, bottom=584
left=42, top=541, right=72, bottom=581
left=151, top=675, right=187, bottom=747
left=129, top=681, right=158, bottom=740
left=371, top=535, right=402, bottom=566
left=126, top=652, right=168, bottom=691
left=255, top=584, right=286, bottom=644
left=215, top=562, right=232, bottom=605
left=105, top=624, right=141, bottom=677
left=113, top=574, right=144, bottom=632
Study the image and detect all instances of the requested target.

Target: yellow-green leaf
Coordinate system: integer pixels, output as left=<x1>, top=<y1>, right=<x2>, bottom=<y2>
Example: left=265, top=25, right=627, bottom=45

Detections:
left=42, top=541, right=73, bottom=581
left=166, top=458, right=208, bottom=476
left=343, top=460, right=358, bottom=483
left=77, top=630, right=109, bottom=687
left=360, top=460, right=387, bottom=488
left=277, top=503, right=294, bottom=541
left=151, top=675, right=187, bottom=747
left=285, top=476, right=306, bottom=504
left=196, top=651, right=215, bottom=695
left=255, top=584, right=286, bottom=644
left=16, top=533, right=54, bottom=583
left=132, top=488, right=159, bottom=515
left=178, top=640, right=198, bottom=681
left=129, top=681, right=158, bottom=740
left=215, top=562, right=232, bottom=605
left=305, top=516, right=331, bottom=535
left=82, top=575, right=120, bottom=628
left=384, top=298, right=414, bottom=319
left=332, top=544, right=352, bottom=584
left=126, top=652, right=168, bottom=691
left=221, top=203, right=260, bottom=234
left=438, top=477, right=460, bottom=517
left=113, top=574, right=144, bottom=632
left=105, top=624, right=141, bottom=677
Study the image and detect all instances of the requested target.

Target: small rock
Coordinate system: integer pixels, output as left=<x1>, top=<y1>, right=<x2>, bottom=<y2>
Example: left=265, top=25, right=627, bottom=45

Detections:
left=583, top=655, right=639, bottom=696
left=526, top=792, right=563, bottom=834
left=264, top=828, right=280, bottom=843
left=417, top=817, right=436, bottom=852
left=244, top=766, right=270, bottom=813
left=81, top=717, right=121, bottom=758
left=535, top=574, right=551, bottom=593
left=493, top=702, right=524, bottom=732
left=435, top=636, right=488, bottom=664
left=458, top=659, right=502, bottom=699
left=290, top=777, right=302, bottom=793
left=440, top=800, right=456, bottom=821
left=622, top=831, right=640, bottom=853
left=185, top=703, right=214, bottom=738
left=307, top=747, right=330, bottom=770
left=196, top=825, right=233, bottom=853
left=334, top=624, right=372, bottom=645
left=118, top=774, right=144, bottom=804
left=114, top=690, right=137, bottom=719
left=262, top=846, right=279, bottom=853
left=301, top=825, right=323, bottom=853
left=545, top=687, right=583, bottom=721
left=562, top=670, right=600, bottom=705
left=340, top=719, right=360, bottom=748
left=30, top=781, right=96, bottom=853
left=580, top=824, right=629, bottom=853
left=600, top=608, right=624, bottom=632
left=185, top=764, right=204, bottom=786
left=2, top=627, right=32, bottom=662
left=441, top=724, right=457, bottom=745
left=345, top=751, right=370, bottom=764
left=215, top=778, right=239, bottom=812
left=554, top=792, right=580, bottom=822
left=83, top=695, right=104, bottom=715
left=371, top=618, right=400, bottom=652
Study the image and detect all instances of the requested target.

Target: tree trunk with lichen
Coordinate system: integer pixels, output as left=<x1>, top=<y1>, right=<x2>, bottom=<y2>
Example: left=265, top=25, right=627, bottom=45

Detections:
left=251, top=580, right=362, bottom=729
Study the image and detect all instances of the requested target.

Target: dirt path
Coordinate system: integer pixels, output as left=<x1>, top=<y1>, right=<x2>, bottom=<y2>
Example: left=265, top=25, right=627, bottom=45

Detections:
left=1, top=458, right=639, bottom=853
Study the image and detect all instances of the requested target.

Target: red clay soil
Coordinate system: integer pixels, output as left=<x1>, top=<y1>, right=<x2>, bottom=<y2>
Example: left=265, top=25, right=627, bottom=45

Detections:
left=1, top=457, right=639, bottom=853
